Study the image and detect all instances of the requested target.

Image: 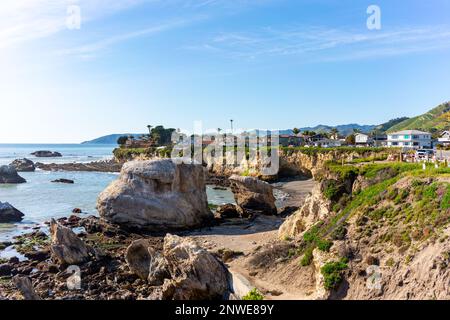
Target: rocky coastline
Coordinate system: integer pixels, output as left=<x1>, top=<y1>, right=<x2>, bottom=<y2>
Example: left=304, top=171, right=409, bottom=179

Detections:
left=2, top=148, right=448, bottom=300
left=35, top=159, right=123, bottom=173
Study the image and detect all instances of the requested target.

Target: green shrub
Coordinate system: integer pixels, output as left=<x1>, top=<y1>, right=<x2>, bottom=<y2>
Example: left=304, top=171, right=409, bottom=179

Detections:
left=321, top=258, right=348, bottom=290
left=300, top=247, right=314, bottom=266
left=242, top=288, right=264, bottom=300
left=441, top=185, right=450, bottom=210
left=316, top=239, right=333, bottom=252
left=323, top=180, right=340, bottom=200
left=303, top=222, right=323, bottom=244
left=423, top=183, right=438, bottom=199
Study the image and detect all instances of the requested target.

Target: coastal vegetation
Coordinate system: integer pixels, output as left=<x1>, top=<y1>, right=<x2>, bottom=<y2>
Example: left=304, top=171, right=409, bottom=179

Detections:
left=242, top=288, right=264, bottom=300
left=321, top=258, right=348, bottom=290
left=387, top=102, right=450, bottom=133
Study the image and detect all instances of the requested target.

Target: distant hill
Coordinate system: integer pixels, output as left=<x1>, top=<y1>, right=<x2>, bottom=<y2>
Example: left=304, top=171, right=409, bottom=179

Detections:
left=280, top=124, right=376, bottom=136
left=386, top=102, right=450, bottom=133
left=374, top=117, right=410, bottom=133
left=81, top=134, right=144, bottom=145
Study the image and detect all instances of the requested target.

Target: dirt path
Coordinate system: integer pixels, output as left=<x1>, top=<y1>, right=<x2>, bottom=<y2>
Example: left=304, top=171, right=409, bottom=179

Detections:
left=189, top=178, right=317, bottom=300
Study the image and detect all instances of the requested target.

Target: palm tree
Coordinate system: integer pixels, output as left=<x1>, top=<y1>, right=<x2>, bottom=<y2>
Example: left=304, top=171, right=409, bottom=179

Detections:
left=230, top=120, right=234, bottom=133
left=293, top=128, right=300, bottom=135
left=147, top=125, right=153, bottom=136
left=330, top=128, right=339, bottom=139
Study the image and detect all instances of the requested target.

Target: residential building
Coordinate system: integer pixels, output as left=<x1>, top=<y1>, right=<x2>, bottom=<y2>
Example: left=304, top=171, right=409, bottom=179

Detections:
left=309, top=133, right=328, bottom=142
left=387, top=130, right=432, bottom=149
left=438, top=131, right=450, bottom=146
left=312, top=139, right=342, bottom=148
left=279, top=134, right=304, bottom=147
left=373, top=134, right=387, bottom=147
left=355, top=133, right=373, bottom=146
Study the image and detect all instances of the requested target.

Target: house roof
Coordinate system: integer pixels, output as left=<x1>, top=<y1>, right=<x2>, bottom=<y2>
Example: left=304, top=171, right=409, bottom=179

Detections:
left=388, top=130, right=431, bottom=135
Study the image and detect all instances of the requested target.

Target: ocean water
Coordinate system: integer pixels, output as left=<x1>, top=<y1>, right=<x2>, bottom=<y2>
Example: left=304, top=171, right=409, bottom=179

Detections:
left=0, top=144, right=116, bottom=166
left=0, top=144, right=234, bottom=242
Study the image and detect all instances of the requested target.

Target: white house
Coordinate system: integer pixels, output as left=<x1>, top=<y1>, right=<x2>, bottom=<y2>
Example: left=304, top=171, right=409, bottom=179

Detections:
left=438, top=131, right=450, bottom=146
left=355, top=133, right=373, bottom=146
left=313, top=139, right=342, bottom=148
left=387, top=130, right=432, bottom=149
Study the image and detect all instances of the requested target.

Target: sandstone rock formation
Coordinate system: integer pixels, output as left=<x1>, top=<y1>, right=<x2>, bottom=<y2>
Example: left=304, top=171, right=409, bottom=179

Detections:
left=229, top=175, right=277, bottom=215
left=9, top=158, right=35, bottom=172
left=31, top=150, right=62, bottom=157
left=0, top=202, right=25, bottom=223
left=50, top=219, right=90, bottom=265
left=157, top=234, right=229, bottom=300
left=278, top=184, right=331, bottom=239
left=97, top=159, right=212, bottom=231
left=125, top=239, right=169, bottom=286
left=0, top=165, right=26, bottom=184
left=126, top=234, right=229, bottom=300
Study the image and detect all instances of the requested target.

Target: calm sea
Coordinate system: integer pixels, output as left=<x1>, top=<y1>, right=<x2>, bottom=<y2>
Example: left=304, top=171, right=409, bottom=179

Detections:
left=0, top=144, right=234, bottom=244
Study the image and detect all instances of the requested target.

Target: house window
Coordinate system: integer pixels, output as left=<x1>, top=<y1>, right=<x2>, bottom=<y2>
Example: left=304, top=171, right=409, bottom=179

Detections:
left=404, top=142, right=410, bottom=146
left=404, top=135, right=410, bottom=139
left=392, top=135, right=398, bottom=139
left=392, top=142, right=398, bottom=146
left=412, top=135, right=419, bottom=139
left=413, top=142, right=419, bottom=146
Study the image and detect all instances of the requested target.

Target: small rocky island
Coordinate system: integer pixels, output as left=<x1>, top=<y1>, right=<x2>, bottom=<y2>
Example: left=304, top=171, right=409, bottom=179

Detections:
left=9, top=159, right=36, bottom=172
left=31, top=151, right=62, bottom=158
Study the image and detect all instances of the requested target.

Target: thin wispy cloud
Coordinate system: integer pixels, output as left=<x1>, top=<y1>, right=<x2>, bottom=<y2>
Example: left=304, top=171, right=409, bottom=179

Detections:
left=0, top=0, right=150, bottom=49
left=189, top=25, right=450, bottom=61
left=57, top=18, right=199, bottom=59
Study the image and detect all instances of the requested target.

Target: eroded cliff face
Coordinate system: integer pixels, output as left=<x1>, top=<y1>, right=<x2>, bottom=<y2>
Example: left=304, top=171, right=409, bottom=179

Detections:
left=278, top=184, right=332, bottom=240
left=276, top=164, right=450, bottom=300
left=206, top=148, right=392, bottom=180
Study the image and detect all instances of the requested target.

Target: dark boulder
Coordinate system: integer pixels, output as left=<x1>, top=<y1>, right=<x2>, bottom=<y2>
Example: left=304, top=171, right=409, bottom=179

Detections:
left=24, top=250, right=50, bottom=262
left=9, top=158, right=35, bottom=172
left=31, top=151, right=62, bottom=157
left=51, top=179, right=74, bottom=184
left=0, top=202, right=24, bottom=223
left=215, top=203, right=240, bottom=219
left=0, top=264, right=13, bottom=276
left=0, top=165, right=26, bottom=184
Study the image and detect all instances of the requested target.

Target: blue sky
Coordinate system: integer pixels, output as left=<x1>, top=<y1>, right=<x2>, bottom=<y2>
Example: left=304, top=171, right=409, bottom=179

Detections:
left=1, top=0, right=450, bottom=143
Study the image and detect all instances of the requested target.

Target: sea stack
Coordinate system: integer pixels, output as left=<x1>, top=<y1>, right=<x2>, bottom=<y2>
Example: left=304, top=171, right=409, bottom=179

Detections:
left=97, top=159, right=212, bottom=231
